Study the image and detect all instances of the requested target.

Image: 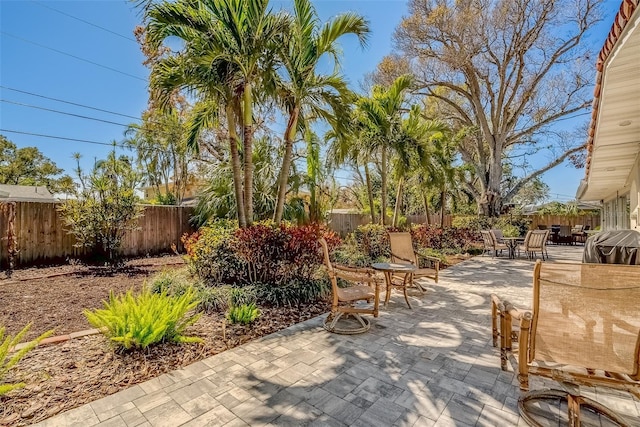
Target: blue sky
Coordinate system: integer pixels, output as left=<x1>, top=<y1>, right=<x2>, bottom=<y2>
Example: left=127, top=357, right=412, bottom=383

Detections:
left=0, top=0, right=622, bottom=202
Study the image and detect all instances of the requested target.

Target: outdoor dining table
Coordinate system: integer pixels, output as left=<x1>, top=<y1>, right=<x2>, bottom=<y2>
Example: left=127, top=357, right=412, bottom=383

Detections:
left=371, top=262, right=418, bottom=308
left=502, top=237, right=524, bottom=259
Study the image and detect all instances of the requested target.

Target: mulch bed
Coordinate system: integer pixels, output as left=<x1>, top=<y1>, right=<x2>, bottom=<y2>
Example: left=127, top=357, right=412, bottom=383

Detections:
left=0, top=255, right=187, bottom=340
left=0, top=256, right=330, bottom=426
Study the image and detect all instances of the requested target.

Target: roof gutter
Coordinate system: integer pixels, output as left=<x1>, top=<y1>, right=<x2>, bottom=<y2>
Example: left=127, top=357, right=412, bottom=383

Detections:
left=576, top=179, right=589, bottom=200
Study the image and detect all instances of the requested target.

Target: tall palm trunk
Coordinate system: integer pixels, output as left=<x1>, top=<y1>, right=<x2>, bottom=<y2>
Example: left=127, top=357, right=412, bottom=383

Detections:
left=440, top=184, right=446, bottom=227
left=364, top=163, right=376, bottom=223
left=226, top=104, right=246, bottom=227
left=392, top=177, right=404, bottom=227
left=380, top=146, right=387, bottom=226
left=422, top=191, right=431, bottom=225
left=242, top=82, right=254, bottom=225
left=274, top=106, right=299, bottom=223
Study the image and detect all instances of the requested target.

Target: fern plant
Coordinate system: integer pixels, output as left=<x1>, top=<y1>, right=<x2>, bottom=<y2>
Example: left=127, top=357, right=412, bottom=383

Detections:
left=1, top=324, right=53, bottom=396
left=226, top=303, right=260, bottom=325
left=84, top=287, right=202, bottom=351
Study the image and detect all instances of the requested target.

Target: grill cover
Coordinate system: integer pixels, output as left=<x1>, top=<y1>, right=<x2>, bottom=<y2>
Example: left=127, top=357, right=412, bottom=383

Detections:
left=583, top=230, right=640, bottom=265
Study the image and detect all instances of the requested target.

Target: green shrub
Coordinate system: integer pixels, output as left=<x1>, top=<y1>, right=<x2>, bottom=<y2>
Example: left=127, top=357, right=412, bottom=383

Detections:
left=182, top=221, right=340, bottom=286
left=0, top=324, right=53, bottom=396
left=352, top=224, right=392, bottom=259
left=501, top=224, right=520, bottom=237
left=253, top=278, right=330, bottom=307
left=181, top=220, right=247, bottom=284
left=332, top=242, right=376, bottom=267
left=57, top=151, right=144, bottom=264
left=196, top=286, right=231, bottom=313
left=495, top=216, right=531, bottom=237
left=149, top=269, right=194, bottom=297
left=451, top=215, right=490, bottom=231
left=85, top=288, right=202, bottom=351
left=226, top=303, right=260, bottom=325
left=411, top=224, right=478, bottom=254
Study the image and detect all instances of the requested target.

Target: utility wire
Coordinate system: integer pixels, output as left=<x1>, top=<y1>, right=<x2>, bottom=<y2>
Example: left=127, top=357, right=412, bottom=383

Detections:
left=0, top=128, right=130, bottom=149
left=1, top=31, right=146, bottom=82
left=31, top=1, right=138, bottom=43
left=1, top=99, right=131, bottom=128
left=0, top=86, right=142, bottom=121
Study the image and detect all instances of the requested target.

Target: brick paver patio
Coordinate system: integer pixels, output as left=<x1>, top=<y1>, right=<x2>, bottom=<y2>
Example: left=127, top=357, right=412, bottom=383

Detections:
left=33, top=246, right=640, bottom=426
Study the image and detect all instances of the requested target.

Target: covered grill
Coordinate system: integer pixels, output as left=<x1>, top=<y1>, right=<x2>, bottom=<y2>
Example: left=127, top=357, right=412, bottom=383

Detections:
left=583, top=230, right=640, bottom=265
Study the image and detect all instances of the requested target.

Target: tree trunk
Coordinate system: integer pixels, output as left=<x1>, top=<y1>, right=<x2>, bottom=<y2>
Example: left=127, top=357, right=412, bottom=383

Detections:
left=274, top=107, right=299, bottom=223
left=478, top=150, right=503, bottom=217
left=226, top=104, right=246, bottom=228
left=423, top=191, right=431, bottom=226
left=364, top=163, right=376, bottom=223
left=392, top=177, right=404, bottom=227
left=380, top=147, right=387, bottom=226
left=242, top=82, right=254, bottom=225
left=440, top=186, right=446, bottom=227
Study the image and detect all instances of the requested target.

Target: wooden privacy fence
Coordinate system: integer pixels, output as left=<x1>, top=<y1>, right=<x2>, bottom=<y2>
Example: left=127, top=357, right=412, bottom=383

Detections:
left=0, top=201, right=196, bottom=268
left=528, top=214, right=601, bottom=230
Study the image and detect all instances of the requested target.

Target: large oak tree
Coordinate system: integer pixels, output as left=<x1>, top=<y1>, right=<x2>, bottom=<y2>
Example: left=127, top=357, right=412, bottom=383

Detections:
left=393, top=0, right=601, bottom=216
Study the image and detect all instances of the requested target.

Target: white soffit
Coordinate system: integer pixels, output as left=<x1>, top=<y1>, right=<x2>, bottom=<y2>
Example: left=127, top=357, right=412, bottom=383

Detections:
left=581, top=9, right=640, bottom=201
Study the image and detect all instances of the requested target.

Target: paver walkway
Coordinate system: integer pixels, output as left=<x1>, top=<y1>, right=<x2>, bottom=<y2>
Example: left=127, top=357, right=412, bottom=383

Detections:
left=34, top=246, right=640, bottom=427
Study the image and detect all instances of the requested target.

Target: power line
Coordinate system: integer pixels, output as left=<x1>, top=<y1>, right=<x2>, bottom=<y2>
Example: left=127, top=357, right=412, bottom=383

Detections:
left=1, top=31, right=146, bottom=82
left=31, top=1, right=138, bottom=43
left=0, top=128, right=130, bottom=149
left=1, top=99, right=131, bottom=128
left=0, top=128, right=191, bottom=157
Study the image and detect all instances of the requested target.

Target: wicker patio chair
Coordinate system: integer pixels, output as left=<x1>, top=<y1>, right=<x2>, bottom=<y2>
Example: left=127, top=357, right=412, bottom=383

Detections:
left=481, top=230, right=508, bottom=257
left=388, top=232, right=439, bottom=288
left=515, top=261, right=640, bottom=426
left=319, top=238, right=382, bottom=334
left=518, top=229, right=550, bottom=260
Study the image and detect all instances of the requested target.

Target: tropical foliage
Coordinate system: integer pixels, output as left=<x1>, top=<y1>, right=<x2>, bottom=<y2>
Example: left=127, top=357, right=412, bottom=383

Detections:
left=84, top=288, right=202, bottom=351
left=57, top=150, right=144, bottom=263
left=182, top=220, right=340, bottom=286
left=0, top=324, right=53, bottom=396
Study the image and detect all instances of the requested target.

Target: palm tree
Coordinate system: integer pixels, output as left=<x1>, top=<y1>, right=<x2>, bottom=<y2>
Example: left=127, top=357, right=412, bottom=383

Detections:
left=144, top=0, right=287, bottom=226
left=272, top=0, right=369, bottom=223
left=389, top=106, right=447, bottom=227
left=326, top=120, right=377, bottom=223
left=355, top=75, right=413, bottom=225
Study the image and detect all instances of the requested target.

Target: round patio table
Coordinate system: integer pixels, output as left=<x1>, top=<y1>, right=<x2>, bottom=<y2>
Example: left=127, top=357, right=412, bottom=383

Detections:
left=502, top=237, right=524, bottom=259
left=371, top=262, right=418, bottom=308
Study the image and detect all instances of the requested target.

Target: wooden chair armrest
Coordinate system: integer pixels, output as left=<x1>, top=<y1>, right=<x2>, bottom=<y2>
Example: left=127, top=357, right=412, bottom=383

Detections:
left=333, top=264, right=377, bottom=275
left=390, top=252, right=414, bottom=263
left=333, top=264, right=384, bottom=285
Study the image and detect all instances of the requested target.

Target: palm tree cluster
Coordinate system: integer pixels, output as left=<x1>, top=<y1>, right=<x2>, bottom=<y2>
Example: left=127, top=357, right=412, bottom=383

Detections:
left=137, top=0, right=369, bottom=226
left=133, top=0, right=469, bottom=227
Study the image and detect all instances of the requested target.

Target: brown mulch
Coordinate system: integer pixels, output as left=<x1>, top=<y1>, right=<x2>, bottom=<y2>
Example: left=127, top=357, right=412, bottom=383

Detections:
left=0, top=304, right=329, bottom=426
left=0, top=256, right=331, bottom=426
left=0, top=255, right=186, bottom=340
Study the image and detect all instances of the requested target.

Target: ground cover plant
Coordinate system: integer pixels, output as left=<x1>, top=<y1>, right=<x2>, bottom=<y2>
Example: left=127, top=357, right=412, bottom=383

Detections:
left=84, top=288, right=202, bottom=351
left=0, top=325, right=52, bottom=397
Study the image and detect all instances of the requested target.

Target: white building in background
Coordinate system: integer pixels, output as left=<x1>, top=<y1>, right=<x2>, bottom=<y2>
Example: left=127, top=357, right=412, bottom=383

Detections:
left=577, top=0, right=640, bottom=231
